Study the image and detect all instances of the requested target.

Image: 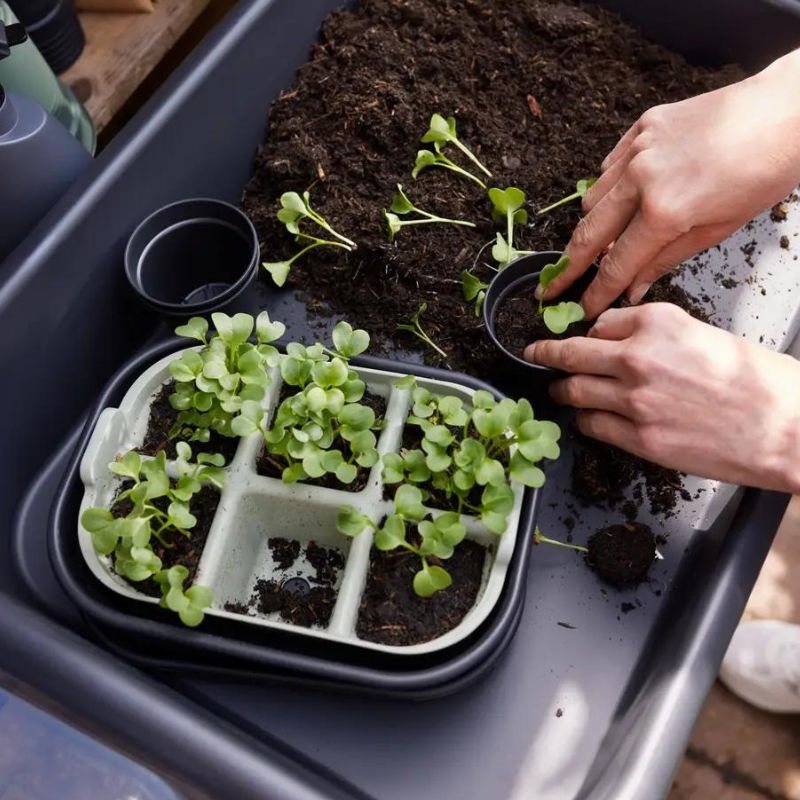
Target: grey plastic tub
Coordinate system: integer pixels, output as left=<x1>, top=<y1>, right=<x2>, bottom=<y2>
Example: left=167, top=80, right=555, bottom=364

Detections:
left=1, top=1, right=800, bottom=799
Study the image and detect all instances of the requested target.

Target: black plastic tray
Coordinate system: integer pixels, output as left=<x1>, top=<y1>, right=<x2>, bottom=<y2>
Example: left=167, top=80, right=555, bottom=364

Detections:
left=1, top=0, right=799, bottom=797
left=45, top=337, right=540, bottom=697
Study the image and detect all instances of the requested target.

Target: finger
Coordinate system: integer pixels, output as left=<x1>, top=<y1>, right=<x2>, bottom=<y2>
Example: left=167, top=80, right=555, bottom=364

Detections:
left=524, top=336, right=623, bottom=377
left=550, top=375, right=629, bottom=414
left=601, top=120, right=640, bottom=172
left=580, top=211, right=672, bottom=320
left=541, top=178, right=639, bottom=302
left=576, top=409, right=640, bottom=453
left=582, top=155, right=628, bottom=213
left=626, top=221, right=740, bottom=304
left=588, top=307, right=641, bottom=340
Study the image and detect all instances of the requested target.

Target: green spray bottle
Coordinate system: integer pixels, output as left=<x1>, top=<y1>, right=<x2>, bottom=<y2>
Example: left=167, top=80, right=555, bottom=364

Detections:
left=0, top=0, right=94, bottom=153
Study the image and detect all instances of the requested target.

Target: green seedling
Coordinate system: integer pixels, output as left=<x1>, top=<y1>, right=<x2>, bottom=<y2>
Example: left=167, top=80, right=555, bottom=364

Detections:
left=397, top=303, right=447, bottom=359
left=461, top=270, right=489, bottom=316
left=80, top=444, right=223, bottom=627
left=169, top=311, right=284, bottom=445
left=155, top=565, right=213, bottom=627
left=543, top=302, right=585, bottom=335
left=263, top=190, right=356, bottom=286
left=534, top=526, right=588, bottom=554
left=412, top=145, right=487, bottom=189
left=337, top=484, right=465, bottom=597
left=535, top=254, right=586, bottom=334
left=230, top=321, right=381, bottom=486
left=384, top=378, right=561, bottom=534
left=489, top=187, right=534, bottom=268
left=384, top=184, right=476, bottom=242
left=420, top=113, right=492, bottom=179
left=537, top=177, right=597, bottom=215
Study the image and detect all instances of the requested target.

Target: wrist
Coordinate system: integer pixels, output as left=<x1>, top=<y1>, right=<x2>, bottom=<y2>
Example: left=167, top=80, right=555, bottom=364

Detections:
left=761, top=353, right=800, bottom=494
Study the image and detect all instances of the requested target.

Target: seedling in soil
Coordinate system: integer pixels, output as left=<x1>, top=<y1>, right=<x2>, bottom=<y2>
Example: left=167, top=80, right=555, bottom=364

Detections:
left=155, top=565, right=213, bottom=627
left=536, top=254, right=585, bottom=334
left=489, top=187, right=534, bottom=268
left=80, top=444, right=224, bottom=626
left=231, top=321, right=381, bottom=485
left=384, top=184, right=476, bottom=242
left=385, top=378, right=561, bottom=534
left=169, top=311, right=284, bottom=444
left=420, top=113, right=492, bottom=180
left=397, top=303, right=448, bottom=359
left=412, top=145, right=488, bottom=189
left=461, top=270, right=489, bottom=316
left=337, top=484, right=466, bottom=597
left=263, top=190, right=357, bottom=286
left=537, top=177, right=597, bottom=215
left=534, top=526, right=588, bottom=553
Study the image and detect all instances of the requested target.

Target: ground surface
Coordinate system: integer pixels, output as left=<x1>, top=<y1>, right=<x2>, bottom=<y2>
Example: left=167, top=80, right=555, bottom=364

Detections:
left=670, top=496, right=800, bottom=800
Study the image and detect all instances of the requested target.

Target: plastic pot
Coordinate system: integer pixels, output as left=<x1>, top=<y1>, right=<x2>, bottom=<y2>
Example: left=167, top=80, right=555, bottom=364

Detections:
left=124, top=198, right=260, bottom=318
left=77, top=346, right=528, bottom=657
left=483, top=251, right=594, bottom=380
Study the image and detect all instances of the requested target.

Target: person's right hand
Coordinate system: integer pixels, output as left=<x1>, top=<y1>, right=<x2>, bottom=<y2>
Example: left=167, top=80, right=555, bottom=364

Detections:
left=539, top=47, right=800, bottom=319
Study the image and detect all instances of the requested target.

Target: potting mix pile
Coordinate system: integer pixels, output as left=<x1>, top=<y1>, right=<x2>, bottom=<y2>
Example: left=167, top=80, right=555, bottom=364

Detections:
left=242, top=0, right=743, bottom=518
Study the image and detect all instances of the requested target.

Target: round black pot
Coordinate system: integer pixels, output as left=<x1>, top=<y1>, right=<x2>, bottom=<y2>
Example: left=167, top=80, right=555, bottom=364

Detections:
left=125, top=198, right=260, bottom=318
left=9, top=0, right=84, bottom=73
left=483, top=251, right=596, bottom=383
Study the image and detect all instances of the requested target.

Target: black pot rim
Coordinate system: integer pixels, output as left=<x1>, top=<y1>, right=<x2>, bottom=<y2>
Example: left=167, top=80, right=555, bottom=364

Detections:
left=483, top=251, right=565, bottom=373
left=124, top=197, right=260, bottom=316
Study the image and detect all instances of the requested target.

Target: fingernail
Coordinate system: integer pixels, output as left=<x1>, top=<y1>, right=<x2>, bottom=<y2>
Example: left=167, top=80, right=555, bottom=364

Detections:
left=628, top=282, right=652, bottom=305
left=523, top=343, right=537, bottom=363
left=534, top=284, right=544, bottom=300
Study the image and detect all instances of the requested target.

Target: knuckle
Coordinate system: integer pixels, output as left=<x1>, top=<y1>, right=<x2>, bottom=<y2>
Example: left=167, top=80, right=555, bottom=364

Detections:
left=627, top=152, right=658, bottom=186
left=619, top=347, right=650, bottom=377
left=634, top=424, right=663, bottom=459
left=598, top=253, right=626, bottom=286
left=626, top=388, right=653, bottom=422
left=561, top=376, right=585, bottom=405
left=640, top=191, right=686, bottom=233
left=571, top=215, right=596, bottom=251
left=558, top=342, right=581, bottom=373
left=639, top=105, right=665, bottom=129
left=628, top=130, right=654, bottom=158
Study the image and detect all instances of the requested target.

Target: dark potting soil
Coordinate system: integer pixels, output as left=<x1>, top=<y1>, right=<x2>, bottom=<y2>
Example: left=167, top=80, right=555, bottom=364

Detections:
left=138, top=381, right=239, bottom=463
left=242, top=0, right=737, bottom=520
left=586, top=522, right=656, bottom=588
left=269, top=536, right=300, bottom=569
left=357, top=534, right=486, bottom=646
left=242, top=0, right=739, bottom=381
left=111, top=483, right=220, bottom=598
left=225, top=540, right=345, bottom=628
left=256, top=389, right=387, bottom=492
left=252, top=578, right=337, bottom=627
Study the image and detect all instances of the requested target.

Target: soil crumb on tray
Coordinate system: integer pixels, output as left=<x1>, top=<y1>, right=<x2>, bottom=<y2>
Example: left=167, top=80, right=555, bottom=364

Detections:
left=357, top=534, right=486, bottom=646
left=242, top=0, right=739, bottom=380
left=225, top=540, right=345, bottom=628
left=586, top=522, right=656, bottom=588
left=112, top=483, right=220, bottom=598
left=139, top=381, right=239, bottom=463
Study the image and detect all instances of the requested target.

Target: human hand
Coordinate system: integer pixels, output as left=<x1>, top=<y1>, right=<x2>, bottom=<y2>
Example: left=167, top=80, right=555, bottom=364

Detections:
left=540, top=48, right=800, bottom=319
left=525, top=304, right=800, bottom=493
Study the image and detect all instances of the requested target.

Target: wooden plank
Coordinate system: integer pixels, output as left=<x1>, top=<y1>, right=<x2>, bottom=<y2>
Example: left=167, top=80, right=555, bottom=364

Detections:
left=61, top=0, right=210, bottom=132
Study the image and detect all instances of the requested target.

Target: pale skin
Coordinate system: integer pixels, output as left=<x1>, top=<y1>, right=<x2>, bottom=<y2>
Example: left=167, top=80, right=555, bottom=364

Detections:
left=525, top=48, right=800, bottom=493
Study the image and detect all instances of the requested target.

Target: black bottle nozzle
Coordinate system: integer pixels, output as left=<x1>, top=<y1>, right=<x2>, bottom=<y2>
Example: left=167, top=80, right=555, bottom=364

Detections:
left=0, top=23, right=28, bottom=60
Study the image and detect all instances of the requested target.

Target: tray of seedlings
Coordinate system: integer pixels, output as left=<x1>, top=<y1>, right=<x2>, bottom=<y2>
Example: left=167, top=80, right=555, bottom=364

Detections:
left=4, top=0, right=800, bottom=799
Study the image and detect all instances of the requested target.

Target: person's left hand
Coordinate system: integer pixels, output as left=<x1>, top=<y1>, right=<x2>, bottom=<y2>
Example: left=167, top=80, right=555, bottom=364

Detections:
left=524, top=303, right=800, bottom=493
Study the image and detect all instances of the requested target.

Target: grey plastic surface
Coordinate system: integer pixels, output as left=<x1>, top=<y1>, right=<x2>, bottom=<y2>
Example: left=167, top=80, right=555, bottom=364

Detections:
left=0, top=1, right=798, bottom=799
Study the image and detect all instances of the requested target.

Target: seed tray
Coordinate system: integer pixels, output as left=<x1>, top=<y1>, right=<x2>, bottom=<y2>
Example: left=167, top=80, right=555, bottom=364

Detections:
left=78, top=348, right=524, bottom=655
